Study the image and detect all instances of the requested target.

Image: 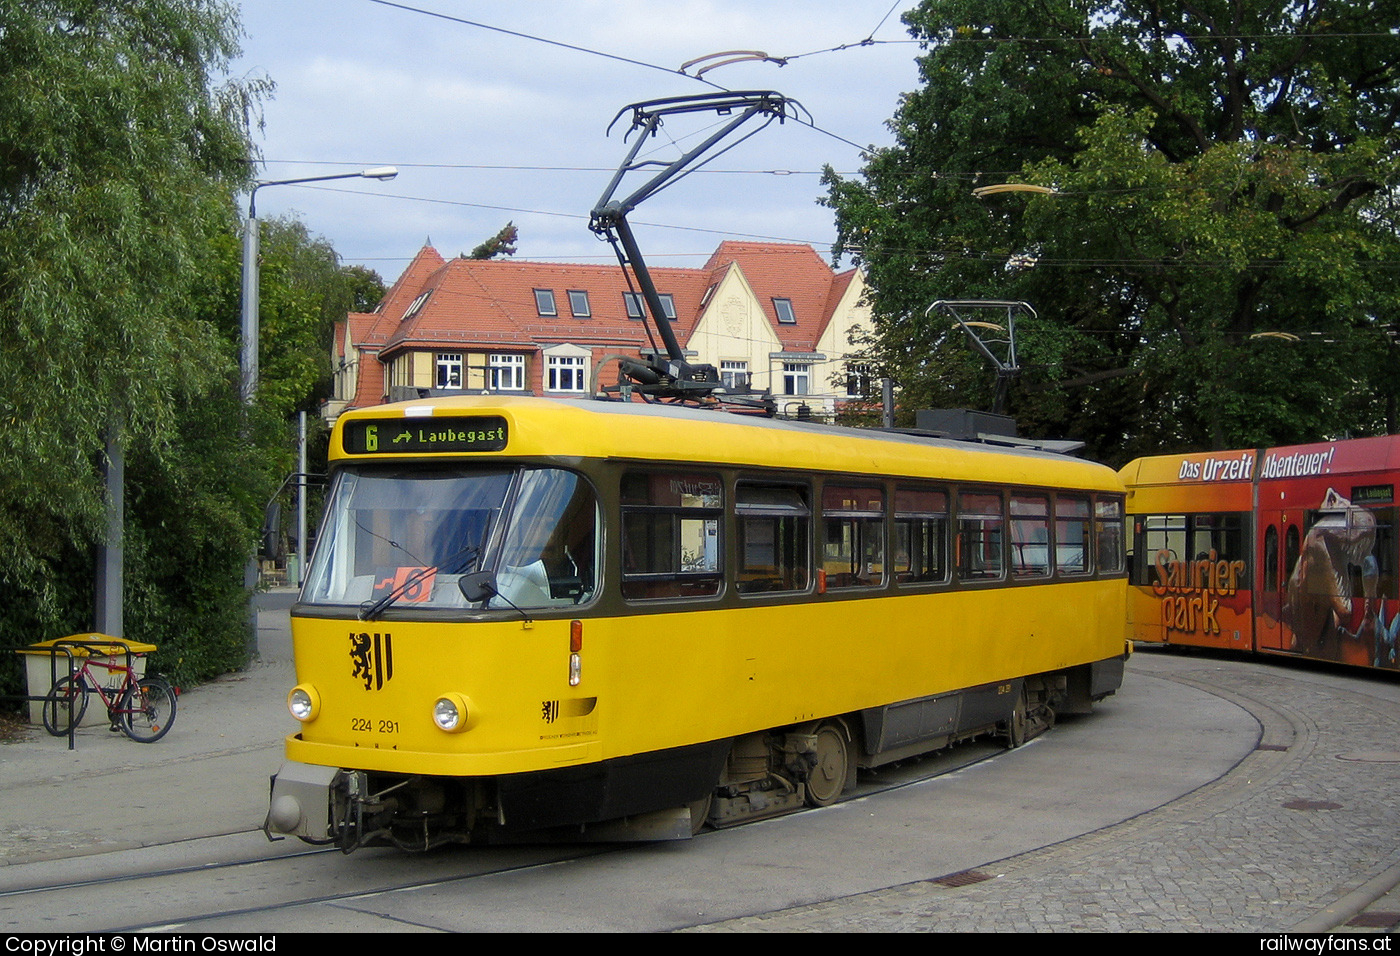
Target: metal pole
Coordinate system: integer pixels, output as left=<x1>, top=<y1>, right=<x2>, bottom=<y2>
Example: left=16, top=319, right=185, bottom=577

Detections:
left=297, top=410, right=308, bottom=588
left=240, top=213, right=260, bottom=404
left=95, top=424, right=124, bottom=637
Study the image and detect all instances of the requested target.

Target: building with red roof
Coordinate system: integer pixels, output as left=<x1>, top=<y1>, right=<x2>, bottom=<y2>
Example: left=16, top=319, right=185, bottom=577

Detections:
left=325, top=240, right=871, bottom=423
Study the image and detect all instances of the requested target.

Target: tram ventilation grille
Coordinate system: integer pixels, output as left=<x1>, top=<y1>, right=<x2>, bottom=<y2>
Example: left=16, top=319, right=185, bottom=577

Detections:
left=933, top=870, right=993, bottom=888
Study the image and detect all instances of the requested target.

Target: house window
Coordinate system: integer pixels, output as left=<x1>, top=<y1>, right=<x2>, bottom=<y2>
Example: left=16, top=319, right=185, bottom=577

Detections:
left=846, top=363, right=871, bottom=396
left=435, top=353, right=463, bottom=389
left=782, top=362, right=810, bottom=395
left=624, top=292, right=677, bottom=320
left=547, top=354, right=587, bottom=393
left=773, top=298, right=796, bottom=324
left=721, top=361, right=750, bottom=390
left=534, top=289, right=557, bottom=316
left=488, top=354, right=526, bottom=391
left=568, top=290, right=591, bottom=318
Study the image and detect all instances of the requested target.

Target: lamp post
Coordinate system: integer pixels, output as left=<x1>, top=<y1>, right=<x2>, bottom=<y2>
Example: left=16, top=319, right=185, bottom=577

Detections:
left=239, top=166, right=397, bottom=616
left=240, top=166, right=398, bottom=405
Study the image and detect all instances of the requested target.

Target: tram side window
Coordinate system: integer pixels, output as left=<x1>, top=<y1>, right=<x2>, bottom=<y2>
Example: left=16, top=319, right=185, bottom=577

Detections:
left=1374, top=508, right=1398, bottom=600
left=1009, top=494, right=1051, bottom=578
left=1131, top=512, right=1247, bottom=588
left=1055, top=495, right=1091, bottom=575
left=1264, top=526, right=1279, bottom=592
left=894, top=486, right=949, bottom=586
left=1190, top=512, right=1248, bottom=567
left=736, top=483, right=810, bottom=594
left=620, top=471, right=723, bottom=600
left=1285, top=525, right=1301, bottom=582
left=822, top=484, right=885, bottom=589
left=958, top=491, right=1005, bottom=581
left=1133, top=514, right=1185, bottom=587
left=1095, top=496, right=1126, bottom=575
left=1297, top=505, right=1399, bottom=601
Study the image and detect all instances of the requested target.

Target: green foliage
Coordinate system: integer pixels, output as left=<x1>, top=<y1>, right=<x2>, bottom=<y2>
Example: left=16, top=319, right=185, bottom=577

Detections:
left=824, top=0, right=1400, bottom=463
left=466, top=221, right=519, bottom=260
left=256, top=216, right=383, bottom=417
left=0, top=2, right=291, bottom=694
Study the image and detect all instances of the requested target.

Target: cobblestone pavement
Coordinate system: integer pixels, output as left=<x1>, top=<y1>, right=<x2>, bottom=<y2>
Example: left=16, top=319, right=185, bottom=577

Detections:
left=689, top=654, right=1400, bottom=933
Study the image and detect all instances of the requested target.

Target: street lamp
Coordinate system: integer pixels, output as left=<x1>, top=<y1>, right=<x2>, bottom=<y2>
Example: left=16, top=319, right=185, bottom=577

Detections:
left=239, top=166, right=397, bottom=602
left=240, top=166, right=398, bottom=404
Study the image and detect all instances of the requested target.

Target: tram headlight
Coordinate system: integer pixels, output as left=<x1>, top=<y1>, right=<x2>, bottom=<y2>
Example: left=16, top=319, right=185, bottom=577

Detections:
left=433, top=692, right=476, bottom=733
left=287, top=685, right=320, bottom=723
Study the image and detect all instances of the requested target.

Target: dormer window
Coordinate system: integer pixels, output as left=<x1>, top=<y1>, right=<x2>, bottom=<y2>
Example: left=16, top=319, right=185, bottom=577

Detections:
left=623, top=292, right=676, bottom=320
left=568, top=290, right=591, bottom=318
left=534, top=289, right=557, bottom=316
left=403, top=290, right=432, bottom=320
left=773, top=297, right=796, bottom=324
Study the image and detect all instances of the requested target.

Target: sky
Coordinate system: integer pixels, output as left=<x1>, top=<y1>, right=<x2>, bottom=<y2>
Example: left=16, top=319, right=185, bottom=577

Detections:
left=229, top=0, right=928, bottom=281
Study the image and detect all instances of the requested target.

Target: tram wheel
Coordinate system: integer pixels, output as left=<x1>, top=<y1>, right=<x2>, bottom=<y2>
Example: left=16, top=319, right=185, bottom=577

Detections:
left=805, top=721, right=850, bottom=807
left=688, top=791, right=713, bottom=835
left=1004, top=690, right=1029, bottom=749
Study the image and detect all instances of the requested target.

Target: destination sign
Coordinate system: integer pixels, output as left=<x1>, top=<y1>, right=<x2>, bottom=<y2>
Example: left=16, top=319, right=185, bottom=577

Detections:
left=342, top=416, right=509, bottom=455
left=1351, top=484, right=1394, bottom=505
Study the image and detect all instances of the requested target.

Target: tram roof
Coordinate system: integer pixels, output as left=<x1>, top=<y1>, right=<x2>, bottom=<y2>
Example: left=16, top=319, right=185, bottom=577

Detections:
left=331, top=396, right=1122, bottom=492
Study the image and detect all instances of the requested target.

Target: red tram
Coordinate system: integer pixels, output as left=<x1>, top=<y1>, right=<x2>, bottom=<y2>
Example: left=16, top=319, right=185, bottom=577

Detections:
left=1121, top=437, right=1400, bottom=672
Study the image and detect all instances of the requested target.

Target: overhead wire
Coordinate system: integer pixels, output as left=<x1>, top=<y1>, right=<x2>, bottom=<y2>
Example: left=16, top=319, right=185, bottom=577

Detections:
left=364, top=0, right=729, bottom=90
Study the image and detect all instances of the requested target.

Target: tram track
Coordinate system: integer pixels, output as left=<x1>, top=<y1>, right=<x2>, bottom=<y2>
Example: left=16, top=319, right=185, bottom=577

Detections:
left=1, top=731, right=1010, bottom=932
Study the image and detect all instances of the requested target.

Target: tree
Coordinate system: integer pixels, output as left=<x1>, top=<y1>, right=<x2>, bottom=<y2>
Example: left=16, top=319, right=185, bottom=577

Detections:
left=0, top=2, right=271, bottom=684
left=466, top=222, right=519, bottom=259
left=824, top=0, right=1400, bottom=462
left=256, top=216, right=384, bottom=417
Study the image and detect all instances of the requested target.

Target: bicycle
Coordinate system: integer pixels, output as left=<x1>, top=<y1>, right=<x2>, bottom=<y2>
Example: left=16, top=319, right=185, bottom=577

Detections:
left=41, top=640, right=177, bottom=743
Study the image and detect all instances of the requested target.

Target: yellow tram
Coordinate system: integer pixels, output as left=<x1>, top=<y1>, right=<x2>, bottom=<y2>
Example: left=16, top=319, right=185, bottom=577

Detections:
left=265, top=396, right=1129, bottom=850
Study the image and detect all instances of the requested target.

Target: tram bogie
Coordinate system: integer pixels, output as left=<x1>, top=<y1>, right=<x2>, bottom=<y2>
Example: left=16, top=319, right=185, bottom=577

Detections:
left=264, top=396, right=1128, bottom=851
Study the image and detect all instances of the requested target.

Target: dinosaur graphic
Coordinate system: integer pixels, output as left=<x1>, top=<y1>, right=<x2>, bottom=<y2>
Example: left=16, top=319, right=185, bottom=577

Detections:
left=1283, top=489, right=1394, bottom=666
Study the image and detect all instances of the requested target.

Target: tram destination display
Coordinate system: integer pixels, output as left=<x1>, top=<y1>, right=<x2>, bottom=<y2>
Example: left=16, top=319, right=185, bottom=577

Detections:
left=343, top=416, right=508, bottom=455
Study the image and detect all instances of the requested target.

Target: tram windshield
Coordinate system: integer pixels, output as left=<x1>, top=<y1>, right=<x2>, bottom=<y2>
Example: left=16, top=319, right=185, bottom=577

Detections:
left=302, top=465, right=599, bottom=612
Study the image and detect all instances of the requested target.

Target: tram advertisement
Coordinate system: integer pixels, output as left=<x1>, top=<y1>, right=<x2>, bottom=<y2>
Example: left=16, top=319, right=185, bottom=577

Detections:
left=1151, top=547, right=1250, bottom=645
left=1127, top=449, right=1257, bottom=651
left=1255, top=439, right=1400, bottom=671
left=1126, top=439, right=1400, bottom=670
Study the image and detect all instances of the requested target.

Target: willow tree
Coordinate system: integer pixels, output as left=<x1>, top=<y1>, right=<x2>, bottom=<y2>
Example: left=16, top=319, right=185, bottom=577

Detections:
left=824, top=0, right=1400, bottom=462
left=0, top=2, right=270, bottom=675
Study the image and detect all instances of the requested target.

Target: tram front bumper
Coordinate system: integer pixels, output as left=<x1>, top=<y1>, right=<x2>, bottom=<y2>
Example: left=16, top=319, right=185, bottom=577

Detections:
left=264, top=760, right=338, bottom=842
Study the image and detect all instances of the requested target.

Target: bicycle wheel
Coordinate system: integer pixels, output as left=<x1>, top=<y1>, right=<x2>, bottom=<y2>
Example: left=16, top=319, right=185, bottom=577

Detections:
left=119, top=675, right=176, bottom=743
left=42, top=675, right=89, bottom=736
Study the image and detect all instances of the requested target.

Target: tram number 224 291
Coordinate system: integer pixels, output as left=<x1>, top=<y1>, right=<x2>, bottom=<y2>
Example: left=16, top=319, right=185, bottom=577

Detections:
left=351, top=718, right=401, bottom=735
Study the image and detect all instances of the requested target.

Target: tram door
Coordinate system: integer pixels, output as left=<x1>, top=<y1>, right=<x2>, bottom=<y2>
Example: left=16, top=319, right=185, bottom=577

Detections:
left=1254, top=511, right=1301, bottom=653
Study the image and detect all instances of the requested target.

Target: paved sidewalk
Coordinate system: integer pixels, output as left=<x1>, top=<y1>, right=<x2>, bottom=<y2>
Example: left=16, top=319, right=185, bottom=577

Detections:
left=0, top=589, right=300, bottom=863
